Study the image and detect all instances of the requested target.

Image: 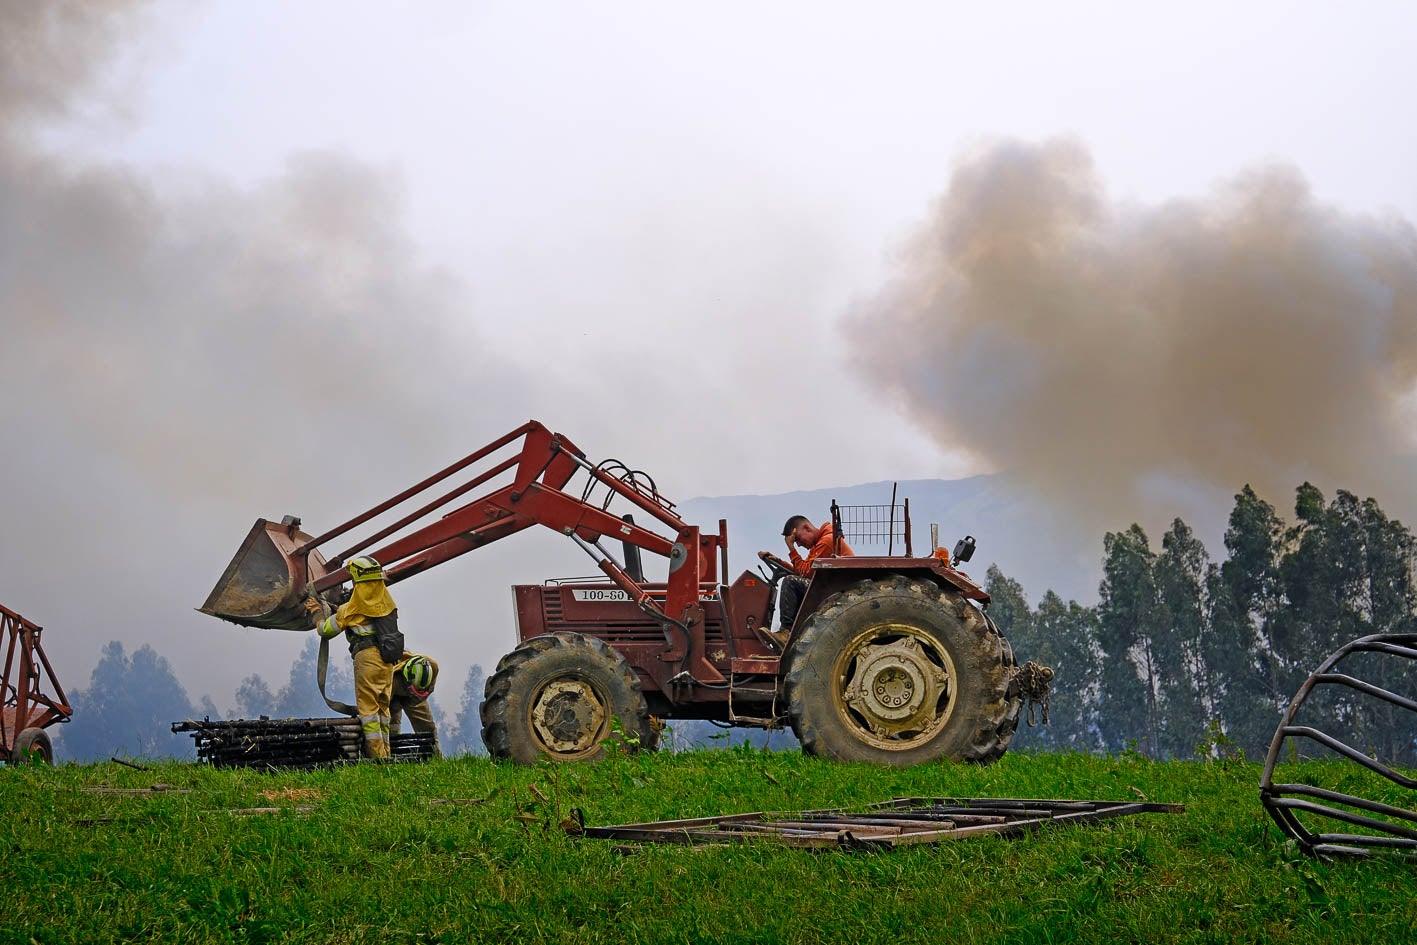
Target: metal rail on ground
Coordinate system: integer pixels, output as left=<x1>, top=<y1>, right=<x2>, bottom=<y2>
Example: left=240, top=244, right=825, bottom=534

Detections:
left=569, top=797, right=1183, bottom=849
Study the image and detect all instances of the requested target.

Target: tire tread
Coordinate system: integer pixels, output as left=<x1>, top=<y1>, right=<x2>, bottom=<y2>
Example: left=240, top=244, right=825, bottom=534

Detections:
left=783, top=575, right=1020, bottom=766
left=480, top=632, right=658, bottom=763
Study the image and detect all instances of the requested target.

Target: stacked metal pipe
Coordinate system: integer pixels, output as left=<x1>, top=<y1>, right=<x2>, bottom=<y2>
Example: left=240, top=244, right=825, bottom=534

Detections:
left=172, top=717, right=434, bottom=769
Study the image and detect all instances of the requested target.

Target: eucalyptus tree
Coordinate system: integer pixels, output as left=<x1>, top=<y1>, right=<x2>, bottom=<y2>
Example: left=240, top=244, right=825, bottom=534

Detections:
left=1210, top=485, right=1287, bottom=756
left=1152, top=518, right=1213, bottom=758
left=1097, top=525, right=1161, bottom=755
left=58, top=641, right=198, bottom=761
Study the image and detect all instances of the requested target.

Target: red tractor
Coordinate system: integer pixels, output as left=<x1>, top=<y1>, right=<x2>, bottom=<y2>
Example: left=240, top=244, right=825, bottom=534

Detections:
left=202, top=421, right=1047, bottom=766
left=1, top=603, right=72, bottom=764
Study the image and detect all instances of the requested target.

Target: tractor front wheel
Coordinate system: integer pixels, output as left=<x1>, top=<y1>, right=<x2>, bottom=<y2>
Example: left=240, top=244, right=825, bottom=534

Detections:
left=12, top=727, right=53, bottom=765
left=480, top=632, right=658, bottom=764
left=784, top=576, right=1019, bottom=766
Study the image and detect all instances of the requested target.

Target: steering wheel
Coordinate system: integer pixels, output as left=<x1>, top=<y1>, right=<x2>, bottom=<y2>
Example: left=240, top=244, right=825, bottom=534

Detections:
left=757, top=550, right=797, bottom=585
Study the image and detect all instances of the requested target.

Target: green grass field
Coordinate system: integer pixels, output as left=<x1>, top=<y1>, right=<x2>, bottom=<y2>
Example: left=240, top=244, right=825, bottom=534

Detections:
left=3, top=748, right=1414, bottom=944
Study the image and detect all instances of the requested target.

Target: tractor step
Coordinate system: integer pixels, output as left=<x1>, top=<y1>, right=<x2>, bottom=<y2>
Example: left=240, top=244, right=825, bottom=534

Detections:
left=724, top=714, right=784, bottom=729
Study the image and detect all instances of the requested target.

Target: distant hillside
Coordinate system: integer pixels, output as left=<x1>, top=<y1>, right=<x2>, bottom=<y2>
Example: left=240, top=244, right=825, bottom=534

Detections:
left=680, top=474, right=1107, bottom=606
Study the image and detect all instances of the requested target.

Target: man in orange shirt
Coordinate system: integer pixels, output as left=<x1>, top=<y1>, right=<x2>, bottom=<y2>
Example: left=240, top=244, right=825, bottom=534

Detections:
left=776, top=514, right=854, bottom=636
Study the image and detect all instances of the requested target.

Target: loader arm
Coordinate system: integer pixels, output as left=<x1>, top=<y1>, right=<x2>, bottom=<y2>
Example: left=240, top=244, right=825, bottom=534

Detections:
left=201, top=420, right=726, bottom=684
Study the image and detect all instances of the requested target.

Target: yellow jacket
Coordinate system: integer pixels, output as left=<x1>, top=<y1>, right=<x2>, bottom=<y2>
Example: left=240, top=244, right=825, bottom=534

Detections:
left=318, top=581, right=397, bottom=638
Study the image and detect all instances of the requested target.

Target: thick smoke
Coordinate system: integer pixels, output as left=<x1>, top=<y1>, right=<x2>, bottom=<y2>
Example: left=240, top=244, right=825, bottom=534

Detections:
left=849, top=138, right=1417, bottom=534
left=0, top=2, right=144, bottom=130
left=0, top=2, right=575, bottom=706
left=1, top=3, right=543, bottom=503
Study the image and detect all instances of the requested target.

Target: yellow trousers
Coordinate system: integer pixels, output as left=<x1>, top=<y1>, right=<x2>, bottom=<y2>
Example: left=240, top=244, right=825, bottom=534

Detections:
left=390, top=692, right=442, bottom=758
left=389, top=653, right=441, bottom=758
left=352, top=647, right=393, bottom=759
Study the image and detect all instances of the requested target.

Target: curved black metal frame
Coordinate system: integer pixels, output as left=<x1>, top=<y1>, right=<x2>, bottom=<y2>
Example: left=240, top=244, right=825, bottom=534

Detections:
left=1259, top=632, right=1417, bottom=859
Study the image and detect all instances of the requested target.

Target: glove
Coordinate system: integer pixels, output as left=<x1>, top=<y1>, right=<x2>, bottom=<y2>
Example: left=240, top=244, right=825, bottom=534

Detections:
left=304, top=596, right=332, bottom=628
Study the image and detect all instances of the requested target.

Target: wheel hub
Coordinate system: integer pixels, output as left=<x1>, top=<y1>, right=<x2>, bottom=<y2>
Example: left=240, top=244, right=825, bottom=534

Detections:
left=531, top=679, right=608, bottom=754
left=842, top=632, right=952, bottom=743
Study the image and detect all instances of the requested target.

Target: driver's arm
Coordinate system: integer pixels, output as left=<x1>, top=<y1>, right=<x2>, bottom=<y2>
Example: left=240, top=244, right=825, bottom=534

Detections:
left=787, top=543, right=811, bottom=577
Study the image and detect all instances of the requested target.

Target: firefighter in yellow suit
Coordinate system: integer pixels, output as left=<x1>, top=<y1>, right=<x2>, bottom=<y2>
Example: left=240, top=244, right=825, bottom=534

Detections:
left=307, top=556, right=398, bottom=759
left=390, top=652, right=441, bottom=758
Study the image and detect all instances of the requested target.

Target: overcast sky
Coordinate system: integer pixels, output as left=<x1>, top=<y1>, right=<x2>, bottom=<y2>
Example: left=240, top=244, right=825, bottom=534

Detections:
left=4, top=1, right=1416, bottom=717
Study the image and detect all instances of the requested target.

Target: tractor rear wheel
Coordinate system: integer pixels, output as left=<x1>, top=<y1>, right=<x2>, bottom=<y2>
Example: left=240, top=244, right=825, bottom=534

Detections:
left=480, top=632, right=658, bottom=764
left=12, top=727, right=53, bottom=765
left=784, top=576, right=1019, bottom=766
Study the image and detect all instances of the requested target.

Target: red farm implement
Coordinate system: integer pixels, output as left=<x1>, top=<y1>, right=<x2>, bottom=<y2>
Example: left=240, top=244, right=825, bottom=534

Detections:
left=1, top=603, right=71, bottom=764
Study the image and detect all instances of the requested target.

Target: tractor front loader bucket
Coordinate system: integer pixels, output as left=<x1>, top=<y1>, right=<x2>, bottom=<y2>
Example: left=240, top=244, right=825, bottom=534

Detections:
left=199, top=519, right=329, bottom=631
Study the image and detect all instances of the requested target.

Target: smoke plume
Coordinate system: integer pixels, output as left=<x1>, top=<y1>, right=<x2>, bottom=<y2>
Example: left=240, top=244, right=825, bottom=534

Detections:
left=0, top=2, right=571, bottom=704
left=1, top=2, right=545, bottom=503
left=849, top=138, right=1417, bottom=533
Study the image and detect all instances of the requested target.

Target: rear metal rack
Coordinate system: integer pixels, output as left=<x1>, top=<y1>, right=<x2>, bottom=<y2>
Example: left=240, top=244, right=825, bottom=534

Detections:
left=831, top=483, right=911, bottom=556
left=1260, top=632, right=1417, bottom=859
left=569, top=796, right=1183, bottom=849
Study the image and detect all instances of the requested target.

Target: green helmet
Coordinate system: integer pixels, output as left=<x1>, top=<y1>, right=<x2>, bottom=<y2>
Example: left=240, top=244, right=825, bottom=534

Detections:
left=347, top=555, right=384, bottom=583
left=401, top=655, right=436, bottom=698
